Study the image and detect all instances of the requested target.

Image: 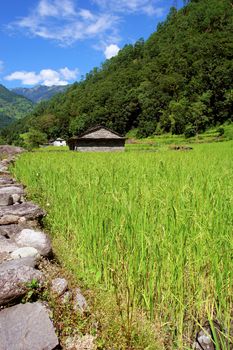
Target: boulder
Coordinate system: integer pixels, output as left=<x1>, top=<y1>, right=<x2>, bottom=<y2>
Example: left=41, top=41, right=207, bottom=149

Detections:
left=11, top=247, right=40, bottom=260
left=14, top=229, right=52, bottom=257
left=51, top=278, right=68, bottom=296
left=0, top=256, right=39, bottom=272
left=0, top=202, right=46, bottom=221
left=0, top=265, right=43, bottom=305
left=0, top=302, right=59, bottom=350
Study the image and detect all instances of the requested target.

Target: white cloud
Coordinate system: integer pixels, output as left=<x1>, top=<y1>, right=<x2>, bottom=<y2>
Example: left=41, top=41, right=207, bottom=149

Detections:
left=4, top=67, right=78, bottom=86
left=93, top=0, right=164, bottom=16
left=104, top=44, right=120, bottom=59
left=9, top=0, right=119, bottom=46
left=38, top=0, right=76, bottom=17
left=0, top=61, right=4, bottom=73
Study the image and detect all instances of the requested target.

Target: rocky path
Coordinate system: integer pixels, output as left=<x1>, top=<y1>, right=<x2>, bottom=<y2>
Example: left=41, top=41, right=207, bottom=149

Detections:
left=0, top=147, right=94, bottom=350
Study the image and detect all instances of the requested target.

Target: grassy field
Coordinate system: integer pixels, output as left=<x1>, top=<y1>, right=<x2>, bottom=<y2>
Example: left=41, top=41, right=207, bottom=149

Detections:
left=12, top=140, right=233, bottom=349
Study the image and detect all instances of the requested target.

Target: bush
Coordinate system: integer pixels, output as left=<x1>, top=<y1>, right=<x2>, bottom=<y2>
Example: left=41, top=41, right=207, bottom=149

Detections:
left=184, top=125, right=196, bottom=138
left=217, top=127, right=225, bottom=136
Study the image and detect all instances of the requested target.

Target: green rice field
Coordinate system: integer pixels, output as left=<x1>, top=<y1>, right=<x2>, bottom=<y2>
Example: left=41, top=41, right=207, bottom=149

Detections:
left=13, top=141, right=233, bottom=349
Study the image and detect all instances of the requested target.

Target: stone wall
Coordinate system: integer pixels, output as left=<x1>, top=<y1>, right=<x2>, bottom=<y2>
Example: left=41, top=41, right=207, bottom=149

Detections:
left=75, top=146, right=125, bottom=152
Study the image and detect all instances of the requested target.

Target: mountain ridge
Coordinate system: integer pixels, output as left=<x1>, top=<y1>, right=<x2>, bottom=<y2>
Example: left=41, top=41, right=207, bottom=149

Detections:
left=12, top=85, right=69, bottom=103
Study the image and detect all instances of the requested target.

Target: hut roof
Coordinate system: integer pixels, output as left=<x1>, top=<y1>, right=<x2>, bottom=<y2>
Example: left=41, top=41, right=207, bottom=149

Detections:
left=69, top=125, right=125, bottom=141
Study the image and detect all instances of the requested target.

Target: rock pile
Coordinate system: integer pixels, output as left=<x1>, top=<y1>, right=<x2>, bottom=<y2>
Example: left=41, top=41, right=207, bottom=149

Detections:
left=0, top=148, right=89, bottom=350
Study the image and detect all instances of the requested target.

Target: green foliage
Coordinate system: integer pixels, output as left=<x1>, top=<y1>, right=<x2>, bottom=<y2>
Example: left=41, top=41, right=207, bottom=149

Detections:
left=184, top=124, right=196, bottom=138
left=2, top=0, right=233, bottom=143
left=20, top=128, right=47, bottom=150
left=0, top=84, right=34, bottom=128
left=217, top=126, right=225, bottom=136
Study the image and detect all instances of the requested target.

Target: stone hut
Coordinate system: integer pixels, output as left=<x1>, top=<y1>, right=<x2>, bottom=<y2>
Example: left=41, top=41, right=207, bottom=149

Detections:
left=68, top=126, right=125, bottom=152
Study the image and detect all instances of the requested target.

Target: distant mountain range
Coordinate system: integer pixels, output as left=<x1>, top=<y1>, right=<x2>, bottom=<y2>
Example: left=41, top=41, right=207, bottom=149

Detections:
left=12, top=85, right=69, bottom=103
left=0, top=84, right=34, bottom=128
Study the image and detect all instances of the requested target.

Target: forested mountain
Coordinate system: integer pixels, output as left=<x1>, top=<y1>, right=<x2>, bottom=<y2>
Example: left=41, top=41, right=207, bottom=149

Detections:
left=12, top=85, right=69, bottom=103
left=2, top=0, right=233, bottom=144
left=0, top=85, right=34, bottom=129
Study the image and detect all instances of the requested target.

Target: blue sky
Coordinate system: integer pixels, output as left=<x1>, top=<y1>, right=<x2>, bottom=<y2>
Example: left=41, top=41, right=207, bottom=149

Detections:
left=0, top=0, right=183, bottom=88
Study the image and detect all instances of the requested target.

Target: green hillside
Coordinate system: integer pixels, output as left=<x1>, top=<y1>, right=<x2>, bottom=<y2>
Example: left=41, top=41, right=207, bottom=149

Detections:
left=2, top=0, right=233, bottom=143
left=0, top=84, right=34, bottom=128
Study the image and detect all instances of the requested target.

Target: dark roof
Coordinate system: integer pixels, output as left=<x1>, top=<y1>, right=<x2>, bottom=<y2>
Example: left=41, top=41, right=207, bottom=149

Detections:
left=76, top=125, right=124, bottom=138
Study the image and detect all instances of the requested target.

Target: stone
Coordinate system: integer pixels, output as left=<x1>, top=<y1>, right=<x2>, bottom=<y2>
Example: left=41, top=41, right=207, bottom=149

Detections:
left=0, top=202, right=46, bottom=221
left=11, top=247, right=40, bottom=260
left=51, top=277, right=68, bottom=296
left=0, top=251, right=10, bottom=263
left=14, top=228, right=52, bottom=257
left=0, top=145, right=25, bottom=156
left=0, top=224, right=25, bottom=238
left=0, top=193, right=13, bottom=206
left=73, top=288, right=88, bottom=313
left=0, top=215, right=19, bottom=225
left=0, top=186, right=24, bottom=195
left=61, top=291, right=72, bottom=304
left=193, top=321, right=229, bottom=350
left=0, top=235, right=19, bottom=254
left=0, top=177, right=14, bottom=185
left=0, top=265, right=43, bottom=305
left=0, top=256, right=39, bottom=272
left=0, top=302, right=59, bottom=350
left=65, top=334, right=96, bottom=350
left=12, top=193, right=21, bottom=204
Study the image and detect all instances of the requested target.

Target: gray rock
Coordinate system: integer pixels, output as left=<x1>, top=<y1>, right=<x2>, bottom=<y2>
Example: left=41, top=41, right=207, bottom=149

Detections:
left=0, top=202, right=46, bottom=221
left=0, top=224, right=25, bottom=238
left=0, top=215, right=19, bottom=225
left=14, top=229, right=52, bottom=257
left=0, top=302, right=59, bottom=350
left=0, top=265, right=43, bottom=305
left=11, top=247, right=40, bottom=260
left=193, top=321, right=229, bottom=350
left=0, top=145, right=25, bottom=156
left=0, top=235, right=18, bottom=254
left=0, top=194, right=13, bottom=206
left=0, top=256, right=39, bottom=272
left=73, top=288, right=88, bottom=313
left=12, top=194, right=22, bottom=204
left=0, top=186, right=24, bottom=195
left=61, top=291, right=72, bottom=304
left=0, top=177, right=14, bottom=185
left=51, top=278, right=68, bottom=296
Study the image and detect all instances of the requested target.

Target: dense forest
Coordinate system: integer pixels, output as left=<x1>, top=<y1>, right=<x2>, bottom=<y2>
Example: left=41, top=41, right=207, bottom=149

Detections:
left=2, top=0, right=233, bottom=145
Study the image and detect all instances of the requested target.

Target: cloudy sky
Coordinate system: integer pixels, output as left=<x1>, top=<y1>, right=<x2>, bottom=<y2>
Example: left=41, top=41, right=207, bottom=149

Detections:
left=0, top=0, right=183, bottom=88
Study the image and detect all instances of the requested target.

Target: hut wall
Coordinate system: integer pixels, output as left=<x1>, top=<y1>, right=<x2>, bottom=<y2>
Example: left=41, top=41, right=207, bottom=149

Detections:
left=70, top=138, right=125, bottom=152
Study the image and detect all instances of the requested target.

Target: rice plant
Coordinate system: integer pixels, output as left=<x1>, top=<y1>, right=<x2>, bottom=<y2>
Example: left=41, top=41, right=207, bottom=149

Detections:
left=13, top=141, right=233, bottom=349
